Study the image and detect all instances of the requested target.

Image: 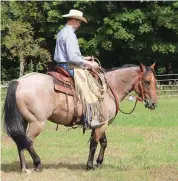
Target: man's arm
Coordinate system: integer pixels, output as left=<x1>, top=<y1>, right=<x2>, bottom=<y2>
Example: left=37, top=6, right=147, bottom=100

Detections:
left=65, top=33, right=99, bottom=69
left=65, top=33, right=85, bottom=65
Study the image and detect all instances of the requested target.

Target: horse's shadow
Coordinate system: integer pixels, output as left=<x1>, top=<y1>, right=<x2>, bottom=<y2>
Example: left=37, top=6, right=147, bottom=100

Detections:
left=1, top=162, right=130, bottom=173
left=1, top=161, right=88, bottom=173
left=1, top=162, right=22, bottom=172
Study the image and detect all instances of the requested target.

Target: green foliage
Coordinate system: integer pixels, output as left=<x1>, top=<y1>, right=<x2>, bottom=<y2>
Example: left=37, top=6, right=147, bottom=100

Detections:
left=152, top=43, right=176, bottom=54
left=1, top=1, right=51, bottom=79
left=3, top=21, right=33, bottom=57
left=2, top=20, right=51, bottom=77
left=1, top=1, right=178, bottom=80
left=157, top=66, right=166, bottom=74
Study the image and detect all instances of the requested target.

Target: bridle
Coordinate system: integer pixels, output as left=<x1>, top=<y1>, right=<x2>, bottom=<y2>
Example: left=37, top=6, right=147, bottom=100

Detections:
left=133, top=72, right=146, bottom=102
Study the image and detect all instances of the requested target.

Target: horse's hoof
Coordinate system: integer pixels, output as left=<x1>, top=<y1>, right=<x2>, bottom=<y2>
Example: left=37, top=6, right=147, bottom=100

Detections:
left=34, top=166, right=42, bottom=172
left=87, top=166, right=95, bottom=170
left=96, top=163, right=102, bottom=169
left=86, top=164, right=95, bottom=170
left=22, top=168, right=32, bottom=174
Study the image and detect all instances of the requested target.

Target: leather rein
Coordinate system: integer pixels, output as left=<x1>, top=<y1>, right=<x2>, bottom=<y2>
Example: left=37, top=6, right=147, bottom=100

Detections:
left=101, top=68, right=145, bottom=116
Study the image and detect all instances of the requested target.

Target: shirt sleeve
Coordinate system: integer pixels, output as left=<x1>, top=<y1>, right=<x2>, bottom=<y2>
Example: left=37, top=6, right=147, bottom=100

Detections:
left=65, top=32, right=85, bottom=66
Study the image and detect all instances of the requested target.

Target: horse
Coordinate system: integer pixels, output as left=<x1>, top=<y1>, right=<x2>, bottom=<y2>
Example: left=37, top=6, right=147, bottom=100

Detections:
left=3, top=63, right=157, bottom=173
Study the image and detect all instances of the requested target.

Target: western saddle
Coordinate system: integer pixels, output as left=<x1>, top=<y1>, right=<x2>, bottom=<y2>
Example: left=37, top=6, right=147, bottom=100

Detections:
left=47, top=66, right=119, bottom=128
left=48, top=66, right=78, bottom=126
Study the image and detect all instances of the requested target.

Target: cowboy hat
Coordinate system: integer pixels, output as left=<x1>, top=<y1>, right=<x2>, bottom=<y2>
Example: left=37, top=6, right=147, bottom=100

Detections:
left=62, top=9, right=87, bottom=23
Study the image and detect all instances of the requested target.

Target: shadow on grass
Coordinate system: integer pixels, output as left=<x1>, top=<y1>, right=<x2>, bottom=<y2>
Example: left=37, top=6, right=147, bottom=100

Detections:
left=1, top=161, right=132, bottom=173
left=1, top=162, right=88, bottom=173
left=1, top=161, right=23, bottom=173
left=44, top=162, right=87, bottom=171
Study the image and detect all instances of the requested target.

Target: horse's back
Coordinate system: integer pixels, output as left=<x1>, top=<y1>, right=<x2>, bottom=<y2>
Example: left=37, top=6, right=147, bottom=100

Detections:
left=18, top=72, right=53, bottom=86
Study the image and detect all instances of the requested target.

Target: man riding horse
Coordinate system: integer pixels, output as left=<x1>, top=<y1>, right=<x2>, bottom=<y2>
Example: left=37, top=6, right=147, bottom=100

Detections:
left=54, top=9, right=101, bottom=128
left=4, top=9, right=158, bottom=173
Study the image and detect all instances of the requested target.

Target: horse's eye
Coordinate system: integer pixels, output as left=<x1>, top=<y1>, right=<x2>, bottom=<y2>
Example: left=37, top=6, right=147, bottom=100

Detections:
left=145, top=81, right=150, bottom=86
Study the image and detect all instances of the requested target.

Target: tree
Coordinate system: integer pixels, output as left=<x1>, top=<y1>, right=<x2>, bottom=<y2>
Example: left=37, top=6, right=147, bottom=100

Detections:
left=2, top=21, right=51, bottom=77
left=1, top=1, right=178, bottom=81
left=1, top=1, right=51, bottom=78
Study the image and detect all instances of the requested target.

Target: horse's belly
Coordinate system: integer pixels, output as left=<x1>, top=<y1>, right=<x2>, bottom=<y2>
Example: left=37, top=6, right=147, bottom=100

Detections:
left=49, top=94, right=83, bottom=125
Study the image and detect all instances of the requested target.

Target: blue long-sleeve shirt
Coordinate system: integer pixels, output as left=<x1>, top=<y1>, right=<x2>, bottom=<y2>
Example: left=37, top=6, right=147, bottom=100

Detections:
left=54, top=25, right=84, bottom=66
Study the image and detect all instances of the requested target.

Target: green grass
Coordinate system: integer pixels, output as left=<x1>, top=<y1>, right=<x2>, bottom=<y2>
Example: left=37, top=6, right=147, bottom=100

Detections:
left=1, top=98, right=178, bottom=181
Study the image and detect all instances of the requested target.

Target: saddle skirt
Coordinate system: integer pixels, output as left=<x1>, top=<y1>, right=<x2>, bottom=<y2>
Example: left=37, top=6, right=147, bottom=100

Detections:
left=48, top=66, right=74, bottom=95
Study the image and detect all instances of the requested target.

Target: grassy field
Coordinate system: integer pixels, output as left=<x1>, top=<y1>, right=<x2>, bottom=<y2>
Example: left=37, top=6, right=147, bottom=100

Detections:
left=1, top=98, right=178, bottom=181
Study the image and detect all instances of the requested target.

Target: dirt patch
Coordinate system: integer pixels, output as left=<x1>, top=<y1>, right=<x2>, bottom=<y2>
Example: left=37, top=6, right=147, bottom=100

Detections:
left=148, top=165, right=178, bottom=181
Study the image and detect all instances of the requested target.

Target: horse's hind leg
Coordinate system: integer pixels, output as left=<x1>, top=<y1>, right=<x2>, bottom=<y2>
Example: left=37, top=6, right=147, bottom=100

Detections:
left=18, top=147, right=31, bottom=173
left=26, top=121, right=45, bottom=171
left=17, top=122, right=31, bottom=173
left=96, top=132, right=107, bottom=168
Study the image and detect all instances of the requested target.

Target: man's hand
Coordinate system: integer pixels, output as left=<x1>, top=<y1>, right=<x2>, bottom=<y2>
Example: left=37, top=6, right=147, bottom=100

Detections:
left=90, top=61, right=99, bottom=69
left=85, top=60, right=99, bottom=69
left=83, top=56, right=99, bottom=69
left=83, top=56, right=92, bottom=61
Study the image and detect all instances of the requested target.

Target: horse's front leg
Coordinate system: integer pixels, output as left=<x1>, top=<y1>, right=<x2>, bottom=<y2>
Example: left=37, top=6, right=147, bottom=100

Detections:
left=96, top=132, right=107, bottom=168
left=87, top=129, right=98, bottom=170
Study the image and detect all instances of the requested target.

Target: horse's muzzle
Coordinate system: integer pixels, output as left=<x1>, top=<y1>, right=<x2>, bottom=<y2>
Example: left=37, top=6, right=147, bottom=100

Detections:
left=144, top=100, right=157, bottom=110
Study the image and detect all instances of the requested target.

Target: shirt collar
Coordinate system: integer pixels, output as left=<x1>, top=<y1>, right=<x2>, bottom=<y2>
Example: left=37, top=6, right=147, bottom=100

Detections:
left=65, top=25, right=76, bottom=32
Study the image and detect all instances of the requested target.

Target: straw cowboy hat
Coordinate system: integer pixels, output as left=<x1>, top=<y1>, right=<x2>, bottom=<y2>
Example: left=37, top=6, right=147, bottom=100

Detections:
left=62, top=9, right=87, bottom=23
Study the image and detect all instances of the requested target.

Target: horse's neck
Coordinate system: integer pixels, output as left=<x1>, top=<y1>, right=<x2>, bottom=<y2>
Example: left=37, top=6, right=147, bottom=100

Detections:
left=106, top=67, right=140, bottom=101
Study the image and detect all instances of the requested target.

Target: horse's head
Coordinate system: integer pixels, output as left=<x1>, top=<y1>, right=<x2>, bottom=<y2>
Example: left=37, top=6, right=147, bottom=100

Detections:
left=134, top=63, right=157, bottom=110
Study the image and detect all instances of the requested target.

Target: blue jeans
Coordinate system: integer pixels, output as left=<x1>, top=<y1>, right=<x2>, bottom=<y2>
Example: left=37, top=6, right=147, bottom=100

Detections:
left=57, top=63, right=74, bottom=78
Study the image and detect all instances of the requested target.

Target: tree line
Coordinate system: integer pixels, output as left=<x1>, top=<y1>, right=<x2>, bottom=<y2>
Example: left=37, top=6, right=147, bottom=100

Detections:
left=1, top=1, right=178, bottom=81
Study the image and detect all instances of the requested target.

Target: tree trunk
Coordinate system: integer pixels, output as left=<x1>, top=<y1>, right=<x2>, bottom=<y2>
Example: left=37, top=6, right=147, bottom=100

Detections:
left=19, top=54, right=25, bottom=77
left=166, top=59, right=172, bottom=74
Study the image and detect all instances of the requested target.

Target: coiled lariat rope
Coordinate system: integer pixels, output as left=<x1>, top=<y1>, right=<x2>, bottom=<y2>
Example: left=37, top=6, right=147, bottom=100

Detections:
left=84, top=69, right=105, bottom=101
left=93, top=57, right=141, bottom=115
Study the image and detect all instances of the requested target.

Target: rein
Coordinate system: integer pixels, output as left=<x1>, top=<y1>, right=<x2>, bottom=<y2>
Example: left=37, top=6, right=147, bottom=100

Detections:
left=118, top=100, right=138, bottom=114
left=99, top=66, right=144, bottom=115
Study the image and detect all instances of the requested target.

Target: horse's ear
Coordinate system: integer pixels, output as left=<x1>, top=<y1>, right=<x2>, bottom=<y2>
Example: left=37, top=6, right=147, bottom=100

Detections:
left=140, top=63, right=146, bottom=73
left=150, top=63, right=156, bottom=71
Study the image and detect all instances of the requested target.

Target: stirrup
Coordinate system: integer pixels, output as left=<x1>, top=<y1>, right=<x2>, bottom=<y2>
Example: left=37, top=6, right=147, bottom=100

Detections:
left=90, top=121, right=101, bottom=129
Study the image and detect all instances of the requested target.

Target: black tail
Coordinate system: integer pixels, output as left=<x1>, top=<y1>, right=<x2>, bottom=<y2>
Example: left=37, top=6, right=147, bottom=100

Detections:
left=4, top=81, right=32, bottom=149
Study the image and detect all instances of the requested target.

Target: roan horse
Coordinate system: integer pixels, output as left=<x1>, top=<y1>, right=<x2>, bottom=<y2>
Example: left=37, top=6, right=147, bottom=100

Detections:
left=4, top=63, right=157, bottom=173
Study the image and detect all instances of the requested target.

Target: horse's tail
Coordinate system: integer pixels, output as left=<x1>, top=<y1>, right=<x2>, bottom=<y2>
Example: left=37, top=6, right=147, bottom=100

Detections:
left=4, top=81, right=32, bottom=149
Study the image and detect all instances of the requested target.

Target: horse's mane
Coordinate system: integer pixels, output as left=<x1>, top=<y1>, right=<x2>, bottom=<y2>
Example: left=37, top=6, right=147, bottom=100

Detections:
left=105, top=64, right=138, bottom=72
left=105, top=64, right=156, bottom=77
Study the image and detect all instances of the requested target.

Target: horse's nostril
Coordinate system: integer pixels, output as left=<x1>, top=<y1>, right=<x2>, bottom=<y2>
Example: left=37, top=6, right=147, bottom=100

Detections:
left=152, top=103, right=157, bottom=107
